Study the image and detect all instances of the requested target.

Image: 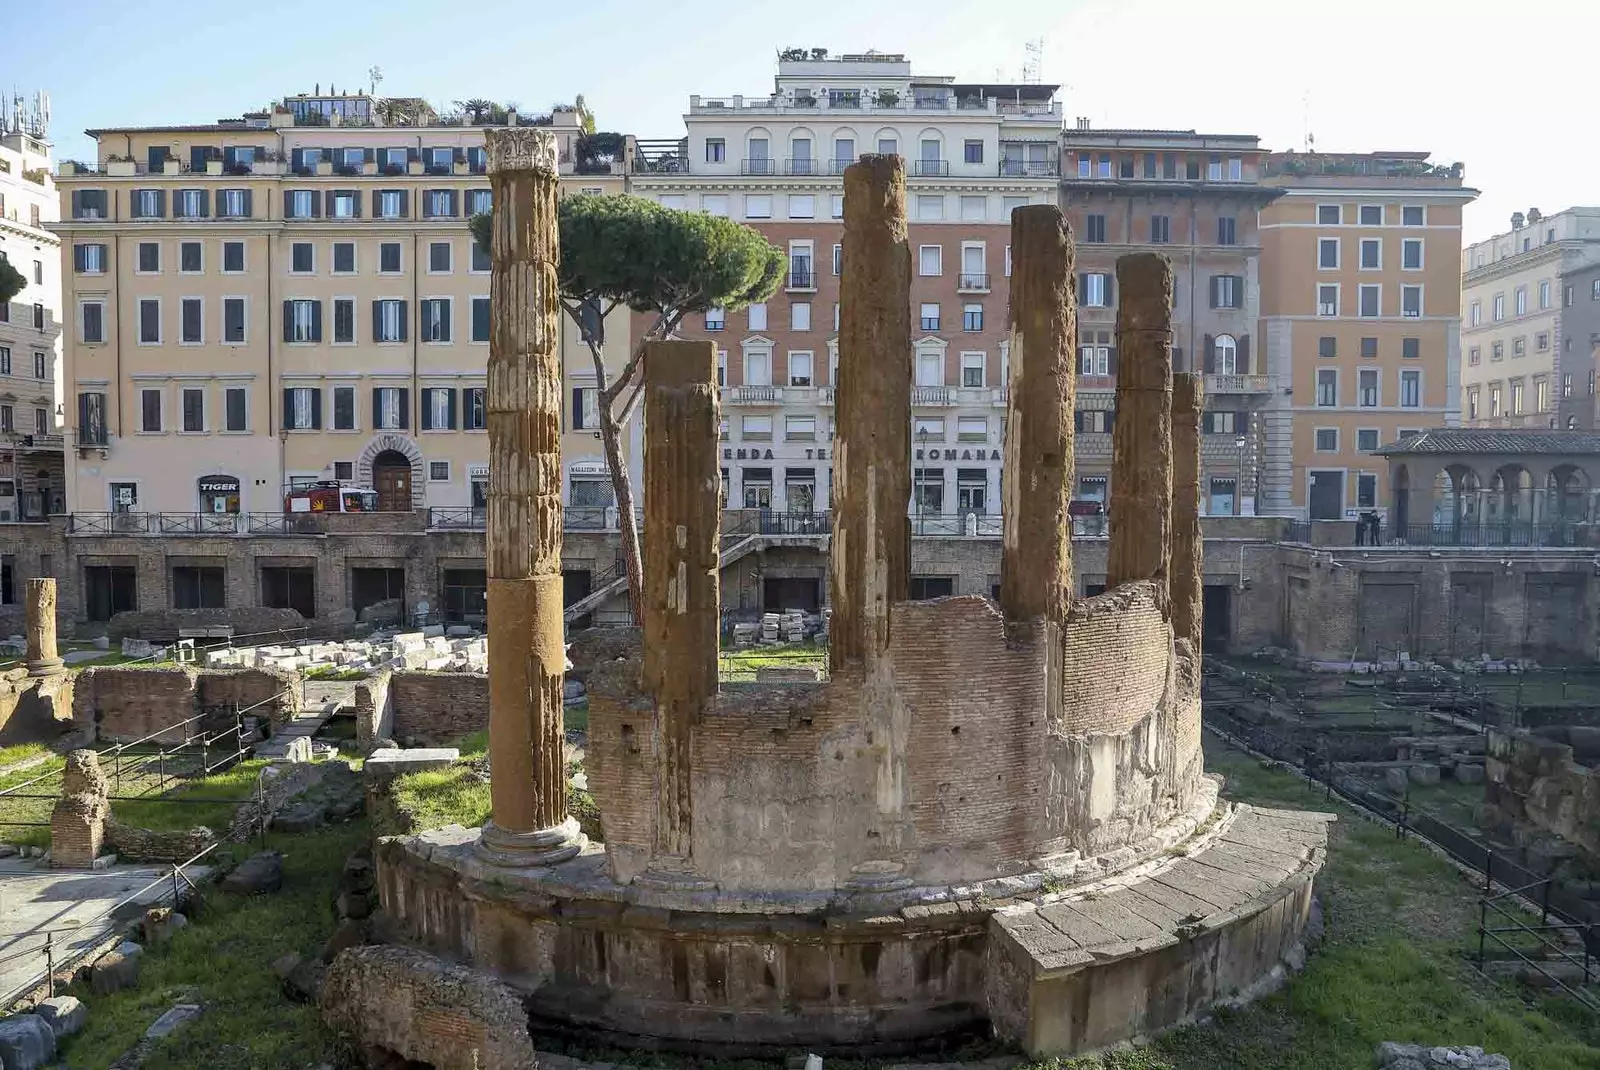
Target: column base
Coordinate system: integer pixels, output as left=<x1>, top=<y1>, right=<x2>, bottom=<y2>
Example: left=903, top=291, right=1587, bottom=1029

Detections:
left=845, top=860, right=913, bottom=891
left=26, top=658, right=64, bottom=678
left=633, top=857, right=717, bottom=892
left=478, top=816, right=586, bottom=868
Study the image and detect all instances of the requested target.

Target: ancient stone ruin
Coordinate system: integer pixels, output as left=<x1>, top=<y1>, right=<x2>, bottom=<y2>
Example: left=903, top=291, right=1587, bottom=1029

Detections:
left=361, top=131, right=1333, bottom=1061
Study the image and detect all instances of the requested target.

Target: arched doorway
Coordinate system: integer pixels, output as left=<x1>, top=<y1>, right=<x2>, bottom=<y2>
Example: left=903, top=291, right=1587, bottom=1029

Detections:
left=1547, top=465, right=1589, bottom=523
left=1488, top=464, right=1533, bottom=525
left=372, top=450, right=413, bottom=512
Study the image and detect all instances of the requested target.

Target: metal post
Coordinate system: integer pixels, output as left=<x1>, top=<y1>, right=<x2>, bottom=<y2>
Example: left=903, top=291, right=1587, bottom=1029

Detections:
left=257, top=771, right=267, bottom=850
left=171, top=863, right=181, bottom=907
left=1541, top=876, right=1551, bottom=925
left=1477, top=897, right=1487, bottom=969
left=45, top=931, right=54, bottom=999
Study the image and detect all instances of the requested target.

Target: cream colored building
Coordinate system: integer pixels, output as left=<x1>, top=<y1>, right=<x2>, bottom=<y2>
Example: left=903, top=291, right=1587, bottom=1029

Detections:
left=1459, top=207, right=1600, bottom=430
left=54, top=91, right=631, bottom=520
left=1258, top=151, right=1477, bottom=521
left=0, top=97, right=65, bottom=523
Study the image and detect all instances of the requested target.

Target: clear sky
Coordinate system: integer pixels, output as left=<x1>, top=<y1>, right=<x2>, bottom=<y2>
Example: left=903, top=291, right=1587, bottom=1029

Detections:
left=5, top=0, right=1590, bottom=245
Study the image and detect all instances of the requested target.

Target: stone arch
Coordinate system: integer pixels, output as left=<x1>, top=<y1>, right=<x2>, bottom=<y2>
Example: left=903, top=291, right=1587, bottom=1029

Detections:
left=829, top=126, right=859, bottom=165
left=1547, top=463, right=1591, bottom=522
left=356, top=433, right=425, bottom=509
left=1489, top=463, right=1534, bottom=524
left=872, top=127, right=900, bottom=155
left=1433, top=464, right=1482, bottom=529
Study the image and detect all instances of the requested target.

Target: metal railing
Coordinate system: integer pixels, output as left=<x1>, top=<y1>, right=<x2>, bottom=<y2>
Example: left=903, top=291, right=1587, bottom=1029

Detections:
left=783, top=158, right=820, bottom=176
left=564, top=506, right=613, bottom=531
left=429, top=506, right=486, bottom=530
left=912, top=386, right=955, bottom=406
left=999, top=159, right=1060, bottom=177
left=786, top=270, right=815, bottom=290
left=1204, top=373, right=1274, bottom=395
left=958, top=272, right=991, bottom=291
left=912, top=160, right=950, bottom=177
left=911, top=512, right=1003, bottom=536
left=157, top=513, right=241, bottom=535
left=740, top=158, right=777, bottom=176
left=68, top=512, right=149, bottom=534
left=1393, top=521, right=1585, bottom=548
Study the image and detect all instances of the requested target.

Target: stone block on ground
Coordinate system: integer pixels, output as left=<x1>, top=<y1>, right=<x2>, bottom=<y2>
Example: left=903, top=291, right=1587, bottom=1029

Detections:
left=0, top=1014, right=55, bottom=1069
left=1374, top=1041, right=1510, bottom=1070
left=90, top=951, right=140, bottom=994
left=320, top=917, right=369, bottom=963
left=364, top=748, right=459, bottom=781
left=1453, top=763, right=1485, bottom=784
left=220, top=850, right=283, bottom=894
left=1384, top=767, right=1410, bottom=796
left=33, top=996, right=85, bottom=1039
left=142, top=907, right=189, bottom=946
left=145, top=1003, right=201, bottom=1039
left=1408, top=763, right=1441, bottom=785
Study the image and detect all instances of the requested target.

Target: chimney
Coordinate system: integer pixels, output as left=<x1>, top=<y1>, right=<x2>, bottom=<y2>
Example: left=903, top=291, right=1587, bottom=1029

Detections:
left=1076, top=116, right=1090, bottom=130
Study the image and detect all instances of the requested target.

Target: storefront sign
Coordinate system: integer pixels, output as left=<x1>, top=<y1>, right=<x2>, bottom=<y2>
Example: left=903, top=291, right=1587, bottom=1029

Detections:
left=198, top=475, right=241, bottom=495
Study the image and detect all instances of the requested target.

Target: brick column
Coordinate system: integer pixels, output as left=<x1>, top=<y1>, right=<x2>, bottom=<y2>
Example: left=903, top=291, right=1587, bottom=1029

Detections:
left=1001, top=205, right=1076, bottom=623
left=829, top=155, right=911, bottom=674
left=1107, top=253, right=1174, bottom=589
left=25, top=577, right=63, bottom=678
left=642, top=341, right=720, bottom=867
left=479, top=127, right=585, bottom=867
left=1171, top=373, right=1204, bottom=651
left=49, top=750, right=107, bottom=868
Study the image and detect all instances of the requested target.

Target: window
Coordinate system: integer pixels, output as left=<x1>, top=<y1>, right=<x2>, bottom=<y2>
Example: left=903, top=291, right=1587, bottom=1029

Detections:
left=1510, top=380, right=1524, bottom=415
left=32, top=351, right=44, bottom=380
left=219, top=188, right=250, bottom=218
left=963, top=139, right=983, bottom=164
left=746, top=194, right=771, bottom=219
left=180, top=388, right=204, bottom=433
left=1492, top=341, right=1503, bottom=361
left=1401, top=238, right=1423, bottom=270
left=748, top=303, right=767, bottom=331
left=830, top=194, right=843, bottom=219
left=920, top=303, right=941, bottom=331
left=788, top=194, right=814, bottom=220
left=140, top=388, right=163, bottom=432
left=788, top=351, right=813, bottom=387
left=330, top=191, right=357, bottom=218
left=1360, top=337, right=1378, bottom=359
left=1354, top=238, right=1380, bottom=270
left=1400, top=369, right=1421, bottom=407
left=1539, top=280, right=1551, bottom=309
left=1358, top=369, right=1378, bottom=407
left=220, top=387, right=246, bottom=432
left=332, top=386, right=355, bottom=431
left=1207, top=155, right=1222, bottom=181
left=915, top=195, right=944, bottom=221
left=72, top=189, right=108, bottom=220
left=1402, top=337, right=1420, bottom=359
left=743, top=348, right=771, bottom=386
left=877, top=137, right=897, bottom=156
left=785, top=415, right=816, bottom=442
left=286, top=190, right=315, bottom=219
left=424, top=388, right=455, bottom=431
left=222, top=297, right=246, bottom=343
left=960, top=195, right=985, bottom=222
left=1318, top=238, right=1339, bottom=269
left=1316, top=369, right=1337, bottom=406
left=1079, top=339, right=1110, bottom=376
left=1489, top=387, right=1502, bottom=418
left=1084, top=272, right=1111, bottom=308
left=332, top=242, right=355, bottom=274
left=919, top=245, right=942, bottom=276
left=1357, top=472, right=1377, bottom=509
left=1467, top=388, right=1480, bottom=420
left=172, top=567, right=225, bottom=610
left=1565, top=374, right=1575, bottom=399
left=78, top=391, right=108, bottom=445
left=180, top=297, right=202, bottom=344
left=791, top=302, right=811, bottom=331
left=706, top=307, right=725, bottom=331
left=376, top=190, right=404, bottom=219
left=1357, top=428, right=1379, bottom=452
left=1401, top=285, right=1422, bottom=318
left=1513, top=336, right=1526, bottom=357
left=332, top=298, right=355, bottom=344
left=1536, top=332, right=1549, bottom=352
left=1318, top=204, right=1341, bottom=225
left=132, top=188, right=163, bottom=218
left=747, top=136, right=770, bottom=166
left=706, top=138, right=725, bottom=163
left=423, top=190, right=457, bottom=218
left=377, top=242, right=402, bottom=275
left=284, top=299, right=320, bottom=343
left=138, top=298, right=161, bottom=343
left=742, top=415, right=773, bottom=441
left=1354, top=284, right=1379, bottom=318
left=1401, top=205, right=1424, bottom=226
left=464, top=388, right=486, bottom=430
left=470, top=241, right=490, bottom=273
left=913, top=416, right=945, bottom=440
left=374, top=387, right=406, bottom=430
left=1079, top=410, right=1111, bottom=434
left=1314, top=428, right=1338, bottom=452
left=1217, top=216, right=1236, bottom=245
left=137, top=242, right=160, bottom=274
left=1492, top=294, right=1505, bottom=321
left=178, top=241, right=202, bottom=274
left=571, top=386, right=599, bottom=430
left=1468, top=345, right=1480, bottom=365
left=915, top=350, right=944, bottom=387
left=1085, top=214, right=1106, bottom=243
left=830, top=244, right=842, bottom=277
left=428, top=461, right=450, bottom=483
left=80, top=302, right=106, bottom=344
left=1469, top=300, right=1480, bottom=326
left=961, top=352, right=985, bottom=387
left=1515, top=286, right=1527, bottom=316
left=1211, top=274, right=1241, bottom=309
left=429, top=241, right=452, bottom=274
left=957, top=416, right=987, bottom=442
left=1536, top=378, right=1549, bottom=413
left=1002, top=195, right=1028, bottom=219
left=74, top=243, right=107, bottom=274
left=1211, top=334, right=1237, bottom=374
left=1150, top=215, right=1171, bottom=244
left=223, top=241, right=245, bottom=273
left=1359, top=205, right=1382, bottom=226
left=962, top=304, right=983, bottom=332
left=291, top=242, right=314, bottom=274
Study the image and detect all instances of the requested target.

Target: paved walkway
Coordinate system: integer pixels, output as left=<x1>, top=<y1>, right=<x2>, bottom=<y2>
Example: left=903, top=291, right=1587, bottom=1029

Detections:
left=0, top=857, right=210, bottom=1006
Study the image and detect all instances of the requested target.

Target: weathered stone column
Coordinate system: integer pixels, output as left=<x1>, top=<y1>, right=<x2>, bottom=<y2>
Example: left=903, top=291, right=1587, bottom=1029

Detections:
left=49, top=750, right=107, bottom=868
left=1171, top=373, right=1204, bottom=651
left=1001, top=206, right=1076, bottom=624
left=1107, top=253, right=1174, bottom=589
left=830, top=155, right=911, bottom=674
left=25, top=578, right=62, bottom=678
left=642, top=341, right=720, bottom=868
left=479, top=127, right=585, bottom=866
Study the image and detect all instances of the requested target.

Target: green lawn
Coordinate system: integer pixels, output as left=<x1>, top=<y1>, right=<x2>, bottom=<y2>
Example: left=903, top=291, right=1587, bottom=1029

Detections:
left=1030, top=740, right=1600, bottom=1070
left=719, top=640, right=827, bottom=681
left=109, top=759, right=270, bottom=833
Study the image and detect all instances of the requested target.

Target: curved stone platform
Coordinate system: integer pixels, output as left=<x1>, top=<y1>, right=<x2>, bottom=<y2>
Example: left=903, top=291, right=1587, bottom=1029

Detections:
left=373, top=802, right=1329, bottom=1055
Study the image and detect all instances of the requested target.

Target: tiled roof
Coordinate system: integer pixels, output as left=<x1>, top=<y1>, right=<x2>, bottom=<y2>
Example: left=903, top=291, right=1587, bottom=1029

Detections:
left=1377, top=428, right=1600, bottom=455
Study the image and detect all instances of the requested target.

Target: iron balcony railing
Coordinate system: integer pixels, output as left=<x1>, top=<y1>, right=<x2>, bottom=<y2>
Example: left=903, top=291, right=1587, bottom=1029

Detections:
left=958, top=272, right=991, bottom=291
left=912, top=159, right=950, bottom=177
left=68, top=512, right=149, bottom=534
left=912, top=386, right=956, bottom=406
left=999, top=159, right=1060, bottom=177
left=783, top=157, right=821, bottom=176
left=429, top=506, right=486, bottom=530
left=787, top=269, right=815, bottom=290
left=1204, top=374, right=1275, bottom=395
left=741, top=158, right=777, bottom=176
left=1394, top=521, right=1586, bottom=548
left=156, top=513, right=241, bottom=535
left=911, top=512, right=1004, bottom=536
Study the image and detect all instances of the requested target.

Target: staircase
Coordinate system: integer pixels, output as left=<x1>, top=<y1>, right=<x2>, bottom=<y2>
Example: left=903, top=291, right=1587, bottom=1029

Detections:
left=561, top=533, right=771, bottom=624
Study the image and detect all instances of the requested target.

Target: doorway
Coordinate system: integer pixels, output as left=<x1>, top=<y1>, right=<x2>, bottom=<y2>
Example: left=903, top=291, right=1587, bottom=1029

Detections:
left=1308, top=470, right=1344, bottom=520
left=763, top=575, right=822, bottom=613
left=261, top=567, right=316, bottom=619
left=563, top=568, right=594, bottom=629
left=373, top=450, right=413, bottom=512
left=351, top=567, right=406, bottom=617
left=908, top=575, right=955, bottom=601
left=1202, top=585, right=1232, bottom=652
left=442, top=568, right=488, bottom=625
left=85, top=565, right=138, bottom=622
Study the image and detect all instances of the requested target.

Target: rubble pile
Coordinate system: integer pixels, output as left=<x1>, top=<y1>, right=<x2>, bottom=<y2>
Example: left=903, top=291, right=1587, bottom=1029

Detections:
left=730, top=609, right=829, bottom=648
left=204, top=625, right=487, bottom=674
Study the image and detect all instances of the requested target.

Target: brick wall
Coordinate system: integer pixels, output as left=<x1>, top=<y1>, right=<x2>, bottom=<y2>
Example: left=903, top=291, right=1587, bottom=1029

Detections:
left=1484, top=728, right=1600, bottom=859
left=388, top=672, right=489, bottom=746
left=355, top=669, right=395, bottom=749
left=73, top=666, right=298, bottom=743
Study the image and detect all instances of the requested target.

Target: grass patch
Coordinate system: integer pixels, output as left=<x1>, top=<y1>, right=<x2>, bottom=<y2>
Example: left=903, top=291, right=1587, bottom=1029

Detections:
left=109, top=759, right=269, bottom=834
left=56, top=824, right=362, bottom=1070
left=1028, top=739, right=1600, bottom=1070
left=390, top=761, right=492, bottom=833
left=719, top=640, right=827, bottom=681
left=0, top=752, right=66, bottom=848
left=0, top=741, right=49, bottom=771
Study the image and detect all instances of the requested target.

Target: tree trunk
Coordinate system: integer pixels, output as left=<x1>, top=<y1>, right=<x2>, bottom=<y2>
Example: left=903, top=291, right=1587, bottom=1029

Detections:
left=597, top=388, right=645, bottom=625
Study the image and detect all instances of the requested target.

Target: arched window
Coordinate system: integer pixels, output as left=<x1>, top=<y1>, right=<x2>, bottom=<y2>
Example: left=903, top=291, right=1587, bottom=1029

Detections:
left=1567, top=415, right=1578, bottom=429
left=1214, top=334, right=1238, bottom=375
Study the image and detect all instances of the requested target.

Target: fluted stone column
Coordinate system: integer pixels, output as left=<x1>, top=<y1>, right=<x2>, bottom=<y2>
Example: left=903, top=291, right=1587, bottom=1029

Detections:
left=479, top=127, right=585, bottom=867
left=1001, top=206, right=1076, bottom=624
left=642, top=341, right=720, bottom=869
left=830, top=155, right=911, bottom=674
left=1172, top=373, right=1204, bottom=652
left=1107, top=253, right=1174, bottom=590
left=25, top=578, right=62, bottom=678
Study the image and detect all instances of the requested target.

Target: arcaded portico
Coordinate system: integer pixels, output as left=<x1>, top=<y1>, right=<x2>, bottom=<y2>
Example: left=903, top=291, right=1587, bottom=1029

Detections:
left=1380, top=429, right=1600, bottom=540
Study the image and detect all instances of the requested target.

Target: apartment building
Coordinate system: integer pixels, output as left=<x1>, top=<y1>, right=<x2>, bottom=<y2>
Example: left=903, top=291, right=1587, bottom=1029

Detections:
left=0, top=100, right=65, bottom=523
left=629, top=49, right=1062, bottom=600
left=1058, top=124, right=1282, bottom=514
left=1460, top=207, right=1600, bottom=430
left=1259, top=151, right=1477, bottom=520
left=53, top=91, right=631, bottom=523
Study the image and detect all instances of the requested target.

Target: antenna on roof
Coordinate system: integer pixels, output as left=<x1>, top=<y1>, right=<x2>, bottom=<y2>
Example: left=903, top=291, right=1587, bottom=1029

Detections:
left=1302, top=89, right=1315, bottom=152
left=369, top=66, right=383, bottom=98
left=1023, top=38, right=1043, bottom=84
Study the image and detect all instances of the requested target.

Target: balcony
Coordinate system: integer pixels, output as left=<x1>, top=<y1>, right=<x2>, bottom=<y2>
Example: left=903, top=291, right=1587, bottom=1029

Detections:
left=741, top=158, right=777, bottom=176
left=958, top=273, right=991, bottom=293
left=728, top=385, right=783, bottom=405
left=1204, top=374, right=1275, bottom=396
left=827, top=158, right=855, bottom=175
left=990, top=388, right=1009, bottom=408
left=912, top=386, right=956, bottom=406
left=786, top=270, right=815, bottom=292
left=999, top=159, right=1060, bottom=178
left=783, top=158, right=821, bottom=176
left=688, top=94, right=1062, bottom=121
left=429, top=506, right=486, bottom=530
left=909, top=512, right=1005, bottom=537
left=912, top=160, right=950, bottom=177
left=818, top=386, right=836, bottom=406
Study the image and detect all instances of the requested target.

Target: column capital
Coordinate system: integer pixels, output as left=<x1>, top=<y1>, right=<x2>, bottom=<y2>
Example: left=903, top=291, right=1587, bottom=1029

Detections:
left=485, top=127, right=558, bottom=177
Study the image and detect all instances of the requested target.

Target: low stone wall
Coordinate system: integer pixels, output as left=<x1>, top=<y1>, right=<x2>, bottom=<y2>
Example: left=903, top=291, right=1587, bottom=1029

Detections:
left=0, top=668, right=74, bottom=745
left=354, top=670, right=395, bottom=750
left=105, top=820, right=216, bottom=863
left=103, top=607, right=310, bottom=642
left=74, top=666, right=300, bottom=743
left=388, top=672, right=488, bottom=746
left=1484, top=727, right=1600, bottom=859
